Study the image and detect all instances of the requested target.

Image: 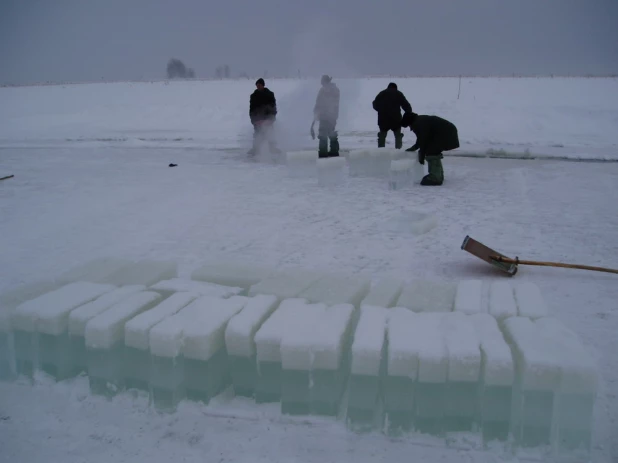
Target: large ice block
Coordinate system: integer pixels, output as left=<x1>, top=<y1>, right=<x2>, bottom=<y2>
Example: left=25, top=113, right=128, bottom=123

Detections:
left=84, top=291, right=162, bottom=395
left=317, top=156, right=346, bottom=187
left=280, top=303, right=327, bottom=415
left=385, top=308, right=421, bottom=432
left=101, top=260, right=177, bottom=286
left=1, top=280, right=61, bottom=380
left=311, top=304, right=355, bottom=416
left=55, top=258, right=133, bottom=285
left=535, top=317, right=598, bottom=452
left=149, top=278, right=242, bottom=299
left=191, top=260, right=273, bottom=290
left=297, top=275, right=370, bottom=308
left=388, top=159, right=414, bottom=190
left=123, top=292, right=199, bottom=390
left=253, top=298, right=308, bottom=403
left=470, top=313, right=515, bottom=443
left=441, top=312, right=482, bottom=432
left=454, top=279, right=483, bottom=314
left=347, top=149, right=372, bottom=177
left=415, top=312, right=448, bottom=435
left=181, top=296, right=248, bottom=403
left=224, top=294, right=279, bottom=397
left=488, top=281, right=518, bottom=321
left=11, top=282, right=116, bottom=378
left=396, top=280, right=456, bottom=313
left=503, top=317, right=561, bottom=447
left=347, top=305, right=388, bottom=430
left=514, top=282, right=549, bottom=319
left=248, top=269, right=321, bottom=300
left=361, top=278, right=403, bottom=309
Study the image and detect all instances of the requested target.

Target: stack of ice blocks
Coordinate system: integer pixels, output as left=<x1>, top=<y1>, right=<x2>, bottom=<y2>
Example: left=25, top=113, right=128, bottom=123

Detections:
left=10, top=282, right=117, bottom=378
left=123, top=292, right=200, bottom=391
left=1, top=280, right=62, bottom=380
left=85, top=291, right=162, bottom=395
left=148, top=295, right=248, bottom=409
left=224, top=294, right=279, bottom=397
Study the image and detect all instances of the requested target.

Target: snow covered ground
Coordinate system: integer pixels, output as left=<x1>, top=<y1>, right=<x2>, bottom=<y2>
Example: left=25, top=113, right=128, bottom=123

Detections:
left=1, top=78, right=617, bottom=463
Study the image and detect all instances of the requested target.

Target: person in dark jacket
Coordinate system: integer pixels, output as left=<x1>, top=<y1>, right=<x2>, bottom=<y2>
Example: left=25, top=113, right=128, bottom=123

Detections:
left=312, top=75, right=340, bottom=158
left=400, top=111, right=460, bottom=186
left=248, top=78, right=281, bottom=155
left=372, top=82, right=413, bottom=149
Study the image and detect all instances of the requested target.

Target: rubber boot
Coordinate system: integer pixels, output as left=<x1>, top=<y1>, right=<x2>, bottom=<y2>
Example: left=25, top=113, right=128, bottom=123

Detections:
left=394, top=131, right=404, bottom=149
left=328, top=135, right=340, bottom=157
left=377, top=131, right=387, bottom=148
left=318, top=136, right=329, bottom=158
left=421, top=157, right=444, bottom=185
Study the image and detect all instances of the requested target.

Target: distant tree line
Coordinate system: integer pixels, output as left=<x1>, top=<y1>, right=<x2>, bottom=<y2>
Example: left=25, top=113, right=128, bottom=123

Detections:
left=166, top=58, right=255, bottom=80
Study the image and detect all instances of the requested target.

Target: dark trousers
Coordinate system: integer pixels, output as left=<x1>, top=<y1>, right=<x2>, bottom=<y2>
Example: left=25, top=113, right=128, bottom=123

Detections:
left=378, top=125, right=403, bottom=149
left=318, top=119, right=339, bottom=157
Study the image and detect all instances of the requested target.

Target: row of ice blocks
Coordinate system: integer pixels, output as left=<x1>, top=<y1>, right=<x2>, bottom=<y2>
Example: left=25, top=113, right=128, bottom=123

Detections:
left=285, top=149, right=425, bottom=187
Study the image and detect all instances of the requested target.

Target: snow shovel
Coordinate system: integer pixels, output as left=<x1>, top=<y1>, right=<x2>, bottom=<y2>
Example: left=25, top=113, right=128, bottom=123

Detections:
left=461, top=235, right=618, bottom=276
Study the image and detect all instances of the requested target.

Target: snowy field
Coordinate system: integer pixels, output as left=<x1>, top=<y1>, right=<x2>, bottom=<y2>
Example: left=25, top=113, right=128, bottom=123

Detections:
left=1, top=77, right=618, bottom=463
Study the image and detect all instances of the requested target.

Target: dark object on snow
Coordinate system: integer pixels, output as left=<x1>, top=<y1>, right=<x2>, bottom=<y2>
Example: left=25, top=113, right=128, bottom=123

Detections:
left=401, top=112, right=460, bottom=185
left=372, top=84, right=412, bottom=149
left=168, top=163, right=177, bottom=167
left=0, top=175, right=14, bottom=181
left=249, top=79, right=280, bottom=154
left=492, top=255, right=618, bottom=275
left=461, top=236, right=518, bottom=276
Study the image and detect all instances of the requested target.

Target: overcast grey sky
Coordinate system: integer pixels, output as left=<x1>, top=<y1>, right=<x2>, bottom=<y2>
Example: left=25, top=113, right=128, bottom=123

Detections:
left=1, top=0, right=617, bottom=84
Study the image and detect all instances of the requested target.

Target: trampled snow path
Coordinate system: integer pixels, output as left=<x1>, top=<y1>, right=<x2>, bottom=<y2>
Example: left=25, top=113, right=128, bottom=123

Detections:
left=1, top=146, right=617, bottom=463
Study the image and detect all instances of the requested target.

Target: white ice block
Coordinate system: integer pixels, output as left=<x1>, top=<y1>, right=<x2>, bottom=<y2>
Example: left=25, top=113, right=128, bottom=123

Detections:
left=514, top=282, right=549, bottom=319
left=0, top=280, right=61, bottom=332
left=84, top=291, right=162, bottom=349
left=101, top=260, right=177, bottom=286
left=55, top=258, right=133, bottom=285
left=369, top=149, right=393, bottom=177
left=149, top=278, right=242, bottom=299
left=124, top=292, right=199, bottom=350
left=454, top=279, right=483, bottom=314
left=182, top=296, right=248, bottom=361
left=488, top=281, right=518, bottom=321
left=387, top=307, right=420, bottom=378
left=254, top=298, right=309, bottom=363
left=317, top=156, right=346, bottom=186
left=191, top=260, right=273, bottom=289
left=280, top=303, right=328, bottom=370
left=312, top=304, right=354, bottom=370
left=11, top=282, right=116, bottom=333
left=68, top=285, right=146, bottom=336
left=503, top=317, right=561, bottom=391
left=248, top=269, right=321, bottom=300
left=470, top=313, right=514, bottom=386
left=396, top=280, right=456, bottom=313
left=416, top=313, right=448, bottom=383
left=534, top=317, right=598, bottom=394
left=297, top=275, right=370, bottom=308
left=224, top=294, right=279, bottom=357
left=286, top=150, right=317, bottom=177
left=388, top=159, right=415, bottom=190
left=347, top=149, right=372, bottom=177
left=351, top=305, right=388, bottom=376
left=441, top=312, right=481, bottom=383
